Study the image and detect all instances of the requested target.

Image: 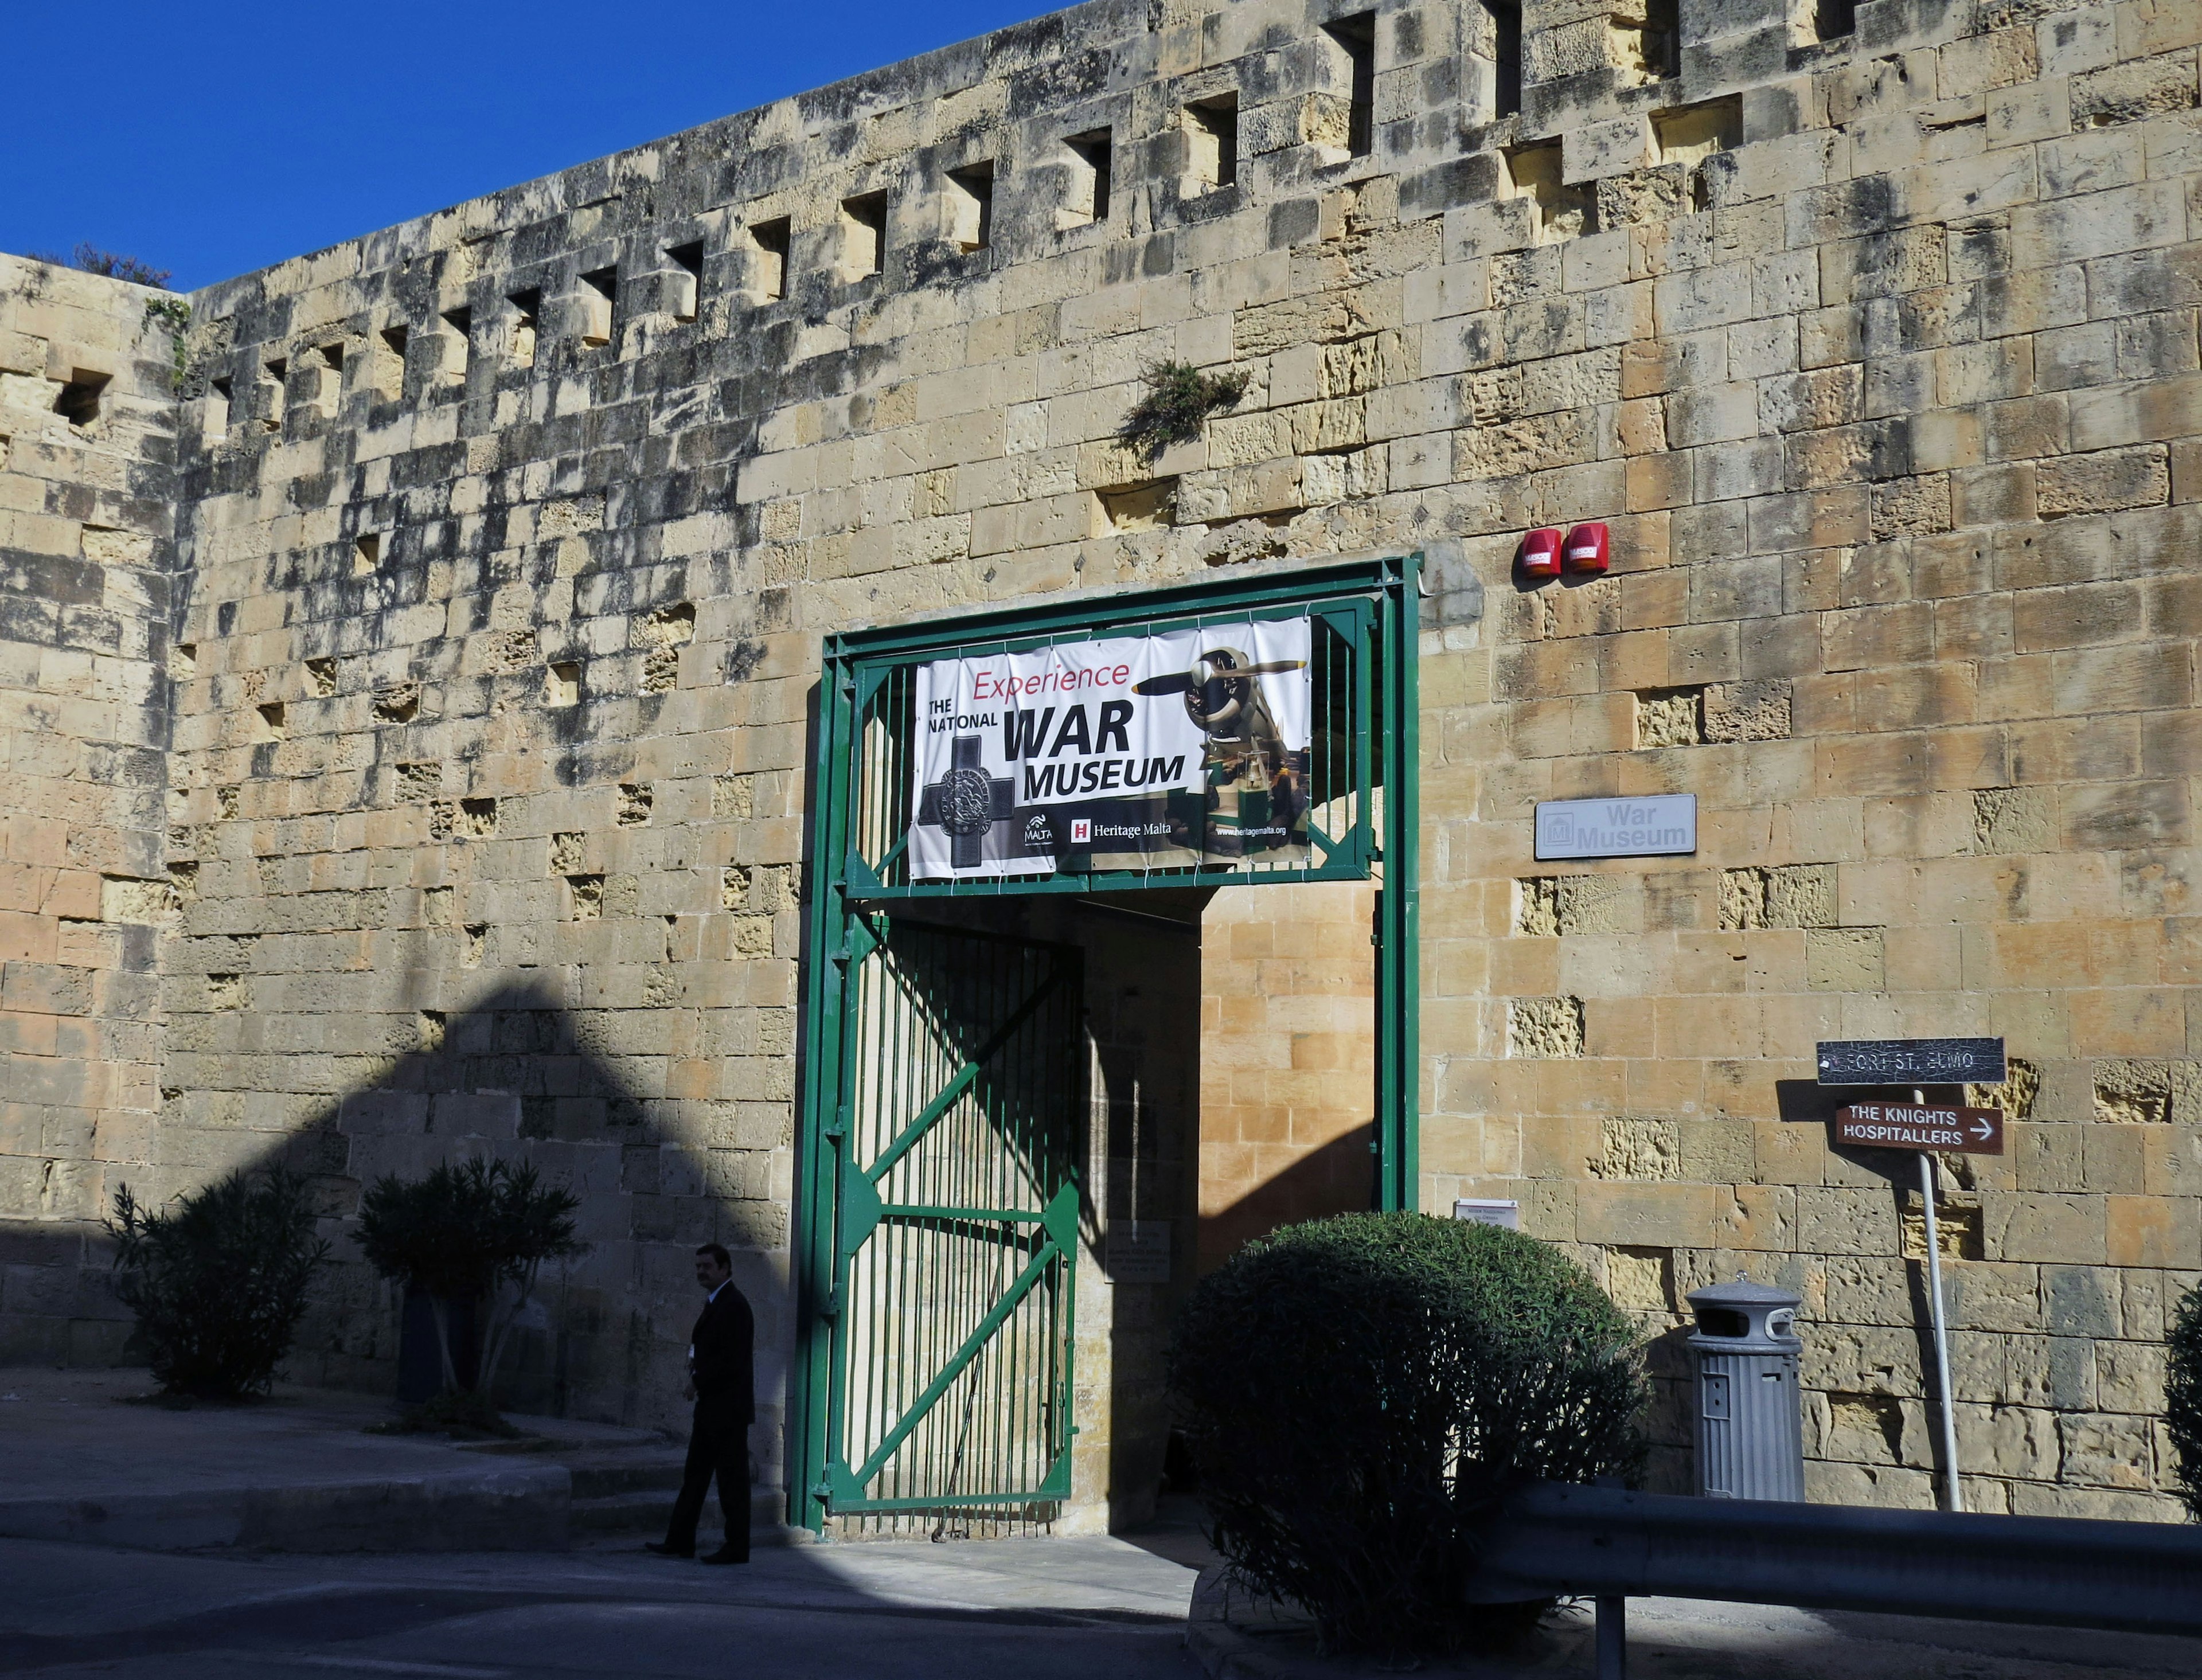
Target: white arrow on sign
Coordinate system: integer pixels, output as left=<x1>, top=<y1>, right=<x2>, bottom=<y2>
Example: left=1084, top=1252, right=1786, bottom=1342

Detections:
left=1971, top=1118, right=1994, bottom=1142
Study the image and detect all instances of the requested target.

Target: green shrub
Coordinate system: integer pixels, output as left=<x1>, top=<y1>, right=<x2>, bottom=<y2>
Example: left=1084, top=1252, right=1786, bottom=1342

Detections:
left=1119, top=358, right=1250, bottom=462
left=356, top=1157, right=582, bottom=1419
left=1168, top=1212, right=1646, bottom=1657
left=2170, top=1282, right=2202, bottom=1519
left=107, top=1169, right=331, bottom=1400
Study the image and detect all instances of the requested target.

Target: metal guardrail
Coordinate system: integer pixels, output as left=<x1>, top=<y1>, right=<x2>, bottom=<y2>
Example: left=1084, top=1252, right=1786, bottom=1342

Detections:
left=1466, top=1482, right=2202, bottom=1679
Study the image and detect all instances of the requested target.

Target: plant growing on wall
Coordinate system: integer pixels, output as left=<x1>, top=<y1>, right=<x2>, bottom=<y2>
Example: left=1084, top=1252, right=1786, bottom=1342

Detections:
left=1119, top=358, right=1250, bottom=462
left=107, top=1168, right=331, bottom=1400
left=356, top=1157, right=583, bottom=1428
left=30, top=243, right=173, bottom=288
left=1168, top=1212, right=1645, bottom=1658
left=2170, top=1282, right=2202, bottom=1519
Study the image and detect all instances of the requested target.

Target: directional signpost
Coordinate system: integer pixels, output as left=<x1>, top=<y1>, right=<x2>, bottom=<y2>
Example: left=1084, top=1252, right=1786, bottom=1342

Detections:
left=1818, top=1037, right=2008, bottom=1515
left=1834, top=1103, right=2004, bottom=1154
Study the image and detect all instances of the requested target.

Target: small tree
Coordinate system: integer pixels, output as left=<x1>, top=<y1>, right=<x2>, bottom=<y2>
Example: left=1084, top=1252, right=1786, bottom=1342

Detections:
left=2170, top=1282, right=2202, bottom=1520
left=107, top=1168, right=331, bottom=1399
left=356, top=1157, right=583, bottom=1421
left=1169, top=1212, right=1645, bottom=1658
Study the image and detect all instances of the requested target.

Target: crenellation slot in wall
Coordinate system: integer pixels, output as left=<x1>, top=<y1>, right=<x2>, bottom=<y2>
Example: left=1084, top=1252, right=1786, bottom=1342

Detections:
left=260, top=358, right=287, bottom=431
left=749, top=217, right=791, bottom=300
left=579, top=267, right=617, bottom=346
left=1654, top=96, right=1742, bottom=212
left=353, top=533, right=381, bottom=577
left=54, top=369, right=110, bottom=429
left=1478, top=0, right=1521, bottom=120
left=947, top=162, right=995, bottom=252
left=438, top=309, right=471, bottom=384
left=1504, top=142, right=1593, bottom=240
left=209, top=377, right=235, bottom=433
left=1614, top=0, right=1681, bottom=84
left=1061, top=130, right=1112, bottom=228
left=1812, top=0, right=1856, bottom=40
left=664, top=241, right=704, bottom=322
left=545, top=661, right=581, bottom=706
left=373, top=326, right=408, bottom=400
left=507, top=289, right=541, bottom=367
left=1321, top=12, right=1376, bottom=159
left=841, top=193, right=888, bottom=279
left=1184, top=95, right=1239, bottom=193
left=310, top=344, right=343, bottom=416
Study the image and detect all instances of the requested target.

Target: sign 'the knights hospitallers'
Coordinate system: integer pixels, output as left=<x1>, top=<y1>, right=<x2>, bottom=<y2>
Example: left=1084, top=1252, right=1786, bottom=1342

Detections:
left=909, top=618, right=1314, bottom=880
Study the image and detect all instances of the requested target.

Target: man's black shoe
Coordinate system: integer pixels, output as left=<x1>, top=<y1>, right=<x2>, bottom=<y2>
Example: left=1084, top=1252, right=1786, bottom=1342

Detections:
left=643, top=1541, right=694, bottom=1558
left=699, top=1546, right=747, bottom=1566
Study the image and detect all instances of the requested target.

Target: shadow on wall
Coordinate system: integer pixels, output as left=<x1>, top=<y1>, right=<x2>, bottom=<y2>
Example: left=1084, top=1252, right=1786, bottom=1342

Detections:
left=7, top=980, right=783, bottom=1438
left=1196, top=1126, right=1373, bottom=1275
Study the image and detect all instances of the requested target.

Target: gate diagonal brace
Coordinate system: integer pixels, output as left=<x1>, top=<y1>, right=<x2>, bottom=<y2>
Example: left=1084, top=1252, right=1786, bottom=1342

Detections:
left=830, top=1182, right=1078, bottom=1503
left=858, top=966, right=1067, bottom=1187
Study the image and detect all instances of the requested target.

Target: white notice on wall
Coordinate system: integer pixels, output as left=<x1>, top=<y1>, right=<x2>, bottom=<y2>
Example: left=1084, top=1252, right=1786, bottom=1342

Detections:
left=1106, top=1220, right=1172, bottom=1284
left=1452, top=1199, right=1520, bottom=1230
left=1534, top=794, right=1697, bottom=861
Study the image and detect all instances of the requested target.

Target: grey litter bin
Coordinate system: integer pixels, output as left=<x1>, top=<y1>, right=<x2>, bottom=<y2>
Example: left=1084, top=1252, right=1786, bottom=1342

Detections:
left=1687, top=1278, right=1805, bottom=1502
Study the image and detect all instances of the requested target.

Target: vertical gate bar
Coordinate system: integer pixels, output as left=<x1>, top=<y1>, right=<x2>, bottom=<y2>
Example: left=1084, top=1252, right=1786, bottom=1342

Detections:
left=1374, top=563, right=1420, bottom=1212
left=793, top=642, right=861, bottom=1530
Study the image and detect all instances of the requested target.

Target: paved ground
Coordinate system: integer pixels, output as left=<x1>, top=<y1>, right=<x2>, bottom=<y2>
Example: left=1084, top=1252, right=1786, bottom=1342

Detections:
left=0, top=1529, right=1206, bottom=1678
left=1192, top=1575, right=2202, bottom=1680
left=6, top=1370, right=2200, bottom=1679
left=0, top=1368, right=654, bottom=1499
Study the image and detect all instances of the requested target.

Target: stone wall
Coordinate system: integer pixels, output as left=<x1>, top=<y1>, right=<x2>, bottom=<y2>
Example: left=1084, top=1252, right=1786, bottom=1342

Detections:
left=1198, top=880, right=1376, bottom=1271
left=0, top=255, right=179, bottom=1363
left=4, top=0, right=2200, bottom=1521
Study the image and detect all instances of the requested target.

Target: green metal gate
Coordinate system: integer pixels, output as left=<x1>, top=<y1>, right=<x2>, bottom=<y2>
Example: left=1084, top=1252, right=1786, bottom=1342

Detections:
left=823, top=917, right=1082, bottom=1516
left=794, top=554, right=1420, bottom=1533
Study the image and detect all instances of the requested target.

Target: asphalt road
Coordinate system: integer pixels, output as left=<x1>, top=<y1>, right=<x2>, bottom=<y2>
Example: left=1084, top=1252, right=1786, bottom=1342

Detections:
left=0, top=1532, right=1204, bottom=1680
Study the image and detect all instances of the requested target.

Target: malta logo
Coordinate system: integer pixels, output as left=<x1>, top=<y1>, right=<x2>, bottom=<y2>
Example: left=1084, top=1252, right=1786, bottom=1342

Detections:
left=915, top=734, right=1016, bottom=869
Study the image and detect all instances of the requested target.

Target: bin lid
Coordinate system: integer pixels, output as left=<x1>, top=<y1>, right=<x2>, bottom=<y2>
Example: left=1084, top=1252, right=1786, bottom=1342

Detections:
left=1685, top=1277, right=1802, bottom=1350
left=1686, top=1279, right=1800, bottom=1310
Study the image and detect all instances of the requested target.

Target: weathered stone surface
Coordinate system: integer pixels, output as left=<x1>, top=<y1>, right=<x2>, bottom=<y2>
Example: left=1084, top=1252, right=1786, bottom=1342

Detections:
left=6, top=0, right=2201, bottom=1526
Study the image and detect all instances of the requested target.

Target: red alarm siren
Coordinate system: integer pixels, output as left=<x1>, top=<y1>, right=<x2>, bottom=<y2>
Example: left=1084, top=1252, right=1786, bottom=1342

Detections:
left=1563, top=522, right=1610, bottom=575
left=1518, top=527, right=1563, bottom=578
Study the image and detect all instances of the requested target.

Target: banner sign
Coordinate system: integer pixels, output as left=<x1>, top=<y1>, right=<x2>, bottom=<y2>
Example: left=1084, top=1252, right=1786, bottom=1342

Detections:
left=909, top=618, right=1313, bottom=880
left=1835, top=1103, right=2005, bottom=1155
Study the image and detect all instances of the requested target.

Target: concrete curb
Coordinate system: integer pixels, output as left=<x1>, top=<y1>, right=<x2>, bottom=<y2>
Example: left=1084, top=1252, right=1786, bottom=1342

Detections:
left=1184, top=1563, right=1313, bottom=1680
left=0, top=1460, right=573, bottom=1553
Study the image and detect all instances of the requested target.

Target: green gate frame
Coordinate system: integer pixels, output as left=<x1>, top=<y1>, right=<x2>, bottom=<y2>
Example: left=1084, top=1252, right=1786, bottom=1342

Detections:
left=791, top=553, right=1421, bottom=1533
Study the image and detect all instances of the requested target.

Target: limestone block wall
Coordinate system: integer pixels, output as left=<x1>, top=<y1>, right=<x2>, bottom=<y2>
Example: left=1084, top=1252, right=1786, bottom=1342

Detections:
left=1198, top=880, right=1377, bottom=1271
left=0, top=0, right=2197, bottom=1524
left=1421, top=0, right=2202, bottom=1518
left=0, top=256, right=179, bottom=1362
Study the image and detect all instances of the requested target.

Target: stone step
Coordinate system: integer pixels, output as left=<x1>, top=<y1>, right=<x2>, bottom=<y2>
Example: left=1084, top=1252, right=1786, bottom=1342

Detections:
left=572, top=1485, right=787, bottom=1539
left=555, top=1448, right=689, bottom=1501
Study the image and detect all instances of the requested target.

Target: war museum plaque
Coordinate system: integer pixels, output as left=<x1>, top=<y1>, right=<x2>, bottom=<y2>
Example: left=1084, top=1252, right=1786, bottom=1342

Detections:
left=1533, top=794, right=1696, bottom=861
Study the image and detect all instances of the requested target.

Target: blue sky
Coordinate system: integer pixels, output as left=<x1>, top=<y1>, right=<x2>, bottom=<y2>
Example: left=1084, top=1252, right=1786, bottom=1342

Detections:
left=2, top=1, right=1055, bottom=291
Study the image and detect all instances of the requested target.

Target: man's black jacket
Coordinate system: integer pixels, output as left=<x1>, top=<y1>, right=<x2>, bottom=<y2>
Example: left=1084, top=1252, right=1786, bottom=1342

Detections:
left=690, top=1281, right=755, bottom=1423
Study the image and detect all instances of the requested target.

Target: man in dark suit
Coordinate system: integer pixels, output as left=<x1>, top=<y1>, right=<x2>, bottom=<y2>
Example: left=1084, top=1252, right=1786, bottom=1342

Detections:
left=646, top=1243, right=754, bottom=1564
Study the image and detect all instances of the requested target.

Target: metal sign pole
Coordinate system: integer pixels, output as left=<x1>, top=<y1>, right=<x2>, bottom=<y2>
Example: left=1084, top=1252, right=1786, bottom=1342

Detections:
left=1915, top=1088, right=1963, bottom=1514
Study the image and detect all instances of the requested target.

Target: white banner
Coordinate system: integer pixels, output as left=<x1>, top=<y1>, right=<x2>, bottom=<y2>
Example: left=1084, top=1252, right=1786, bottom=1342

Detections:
left=909, top=618, right=1313, bottom=880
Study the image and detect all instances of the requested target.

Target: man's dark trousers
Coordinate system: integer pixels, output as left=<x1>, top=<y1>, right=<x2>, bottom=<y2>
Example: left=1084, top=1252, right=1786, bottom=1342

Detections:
left=664, top=1279, right=755, bottom=1559
left=664, top=1402, right=748, bottom=1560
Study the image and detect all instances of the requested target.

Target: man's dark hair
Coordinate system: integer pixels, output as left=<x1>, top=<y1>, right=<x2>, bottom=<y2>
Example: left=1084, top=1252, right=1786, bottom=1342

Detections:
left=696, top=1243, right=732, bottom=1270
